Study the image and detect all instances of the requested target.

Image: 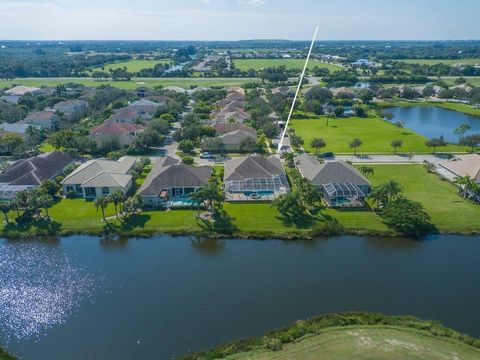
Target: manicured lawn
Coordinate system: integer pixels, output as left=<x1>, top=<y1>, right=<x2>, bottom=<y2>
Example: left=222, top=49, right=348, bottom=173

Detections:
left=91, top=59, right=171, bottom=73
left=49, top=198, right=117, bottom=231
left=0, top=77, right=259, bottom=90
left=400, top=58, right=480, bottom=65
left=291, top=115, right=467, bottom=154
left=368, top=164, right=480, bottom=233
left=233, top=59, right=342, bottom=72
left=222, top=326, right=480, bottom=360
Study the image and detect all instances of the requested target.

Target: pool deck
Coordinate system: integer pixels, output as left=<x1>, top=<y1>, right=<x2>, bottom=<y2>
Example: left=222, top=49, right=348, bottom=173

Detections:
left=225, top=190, right=287, bottom=202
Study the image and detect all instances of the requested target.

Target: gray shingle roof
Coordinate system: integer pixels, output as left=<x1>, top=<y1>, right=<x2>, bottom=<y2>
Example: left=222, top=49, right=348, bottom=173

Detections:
left=224, top=155, right=284, bottom=181
left=0, top=152, right=74, bottom=186
left=295, top=154, right=370, bottom=186
left=138, top=160, right=212, bottom=196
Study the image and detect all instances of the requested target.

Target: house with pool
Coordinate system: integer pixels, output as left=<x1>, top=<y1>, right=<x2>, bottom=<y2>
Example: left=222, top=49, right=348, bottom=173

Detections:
left=138, top=156, right=212, bottom=208
left=295, top=154, right=370, bottom=207
left=223, top=155, right=289, bottom=201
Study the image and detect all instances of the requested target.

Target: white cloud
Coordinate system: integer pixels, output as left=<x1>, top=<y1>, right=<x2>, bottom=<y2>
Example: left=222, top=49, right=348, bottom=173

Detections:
left=239, top=0, right=266, bottom=6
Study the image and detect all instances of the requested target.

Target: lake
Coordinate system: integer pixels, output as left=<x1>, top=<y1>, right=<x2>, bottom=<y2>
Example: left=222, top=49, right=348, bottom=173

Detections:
left=1, top=234, right=480, bottom=360
left=387, top=106, right=480, bottom=142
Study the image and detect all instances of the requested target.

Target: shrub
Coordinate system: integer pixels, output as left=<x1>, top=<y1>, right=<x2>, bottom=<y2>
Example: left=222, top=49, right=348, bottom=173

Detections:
left=182, top=156, right=194, bottom=165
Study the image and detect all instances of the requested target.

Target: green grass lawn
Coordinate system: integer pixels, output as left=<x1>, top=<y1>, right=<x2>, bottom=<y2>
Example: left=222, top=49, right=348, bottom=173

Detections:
left=368, top=164, right=480, bottom=233
left=38, top=141, right=56, bottom=153
left=291, top=115, right=467, bottom=154
left=233, top=59, right=342, bottom=72
left=91, top=59, right=172, bottom=73
left=222, top=326, right=480, bottom=360
left=400, top=58, right=480, bottom=65
left=0, top=77, right=259, bottom=91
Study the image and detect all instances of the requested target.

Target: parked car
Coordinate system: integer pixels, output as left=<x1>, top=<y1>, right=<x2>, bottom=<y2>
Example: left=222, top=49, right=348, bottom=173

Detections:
left=320, top=152, right=335, bottom=159
left=200, top=152, right=216, bottom=159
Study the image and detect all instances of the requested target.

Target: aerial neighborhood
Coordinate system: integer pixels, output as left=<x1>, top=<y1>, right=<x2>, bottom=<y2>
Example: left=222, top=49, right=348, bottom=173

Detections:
left=0, top=40, right=479, bottom=240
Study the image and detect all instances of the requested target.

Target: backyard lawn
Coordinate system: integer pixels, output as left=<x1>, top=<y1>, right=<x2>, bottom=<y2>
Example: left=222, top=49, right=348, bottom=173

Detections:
left=0, top=77, right=259, bottom=90
left=291, top=115, right=467, bottom=154
left=368, top=164, right=480, bottom=233
left=233, top=58, right=342, bottom=72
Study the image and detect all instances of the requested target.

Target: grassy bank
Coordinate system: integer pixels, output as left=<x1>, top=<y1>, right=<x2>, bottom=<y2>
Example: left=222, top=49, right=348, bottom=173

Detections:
left=180, top=312, right=480, bottom=360
left=0, top=77, right=259, bottom=90
left=377, top=99, right=480, bottom=117
left=291, top=115, right=467, bottom=154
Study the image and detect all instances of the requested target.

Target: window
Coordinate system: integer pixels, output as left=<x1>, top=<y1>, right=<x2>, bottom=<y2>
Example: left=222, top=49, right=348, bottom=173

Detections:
left=102, top=187, right=110, bottom=195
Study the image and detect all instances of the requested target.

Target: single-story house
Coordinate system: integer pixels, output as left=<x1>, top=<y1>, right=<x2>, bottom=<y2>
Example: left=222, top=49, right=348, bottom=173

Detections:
left=224, top=155, right=289, bottom=201
left=108, top=107, right=144, bottom=124
left=295, top=154, right=370, bottom=207
left=20, top=111, right=60, bottom=130
left=272, top=86, right=295, bottom=97
left=2, top=86, right=41, bottom=104
left=164, top=86, right=186, bottom=93
left=61, top=156, right=137, bottom=198
left=90, top=121, right=145, bottom=146
left=331, top=87, right=354, bottom=97
left=138, top=156, right=212, bottom=208
left=127, top=99, right=162, bottom=117
left=212, top=124, right=257, bottom=151
left=53, top=100, right=89, bottom=119
left=438, top=154, right=480, bottom=183
left=0, top=151, right=74, bottom=200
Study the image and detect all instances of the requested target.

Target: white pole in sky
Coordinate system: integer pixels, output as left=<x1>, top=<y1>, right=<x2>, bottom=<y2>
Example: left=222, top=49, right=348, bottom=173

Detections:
left=278, top=26, right=319, bottom=153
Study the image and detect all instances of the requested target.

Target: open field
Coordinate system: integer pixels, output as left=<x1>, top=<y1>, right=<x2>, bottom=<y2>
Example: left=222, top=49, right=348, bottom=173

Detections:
left=91, top=59, right=171, bottom=73
left=234, top=58, right=342, bottom=72
left=368, top=164, right=480, bottom=233
left=222, top=327, right=480, bottom=360
left=291, top=115, right=467, bottom=154
left=400, top=58, right=480, bottom=65
left=0, top=77, right=259, bottom=90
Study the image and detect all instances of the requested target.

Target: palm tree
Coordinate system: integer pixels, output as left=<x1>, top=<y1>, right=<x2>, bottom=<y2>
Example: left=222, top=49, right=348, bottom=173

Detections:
left=310, top=138, right=326, bottom=155
left=390, top=139, right=403, bottom=154
left=108, top=190, right=124, bottom=220
left=15, top=190, right=31, bottom=213
left=384, top=180, right=403, bottom=203
left=38, top=193, right=54, bottom=220
left=349, top=138, right=362, bottom=155
left=454, top=175, right=473, bottom=198
left=0, top=201, right=12, bottom=223
left=94, top=196, right=110, bottom=223
left=281, top=152, right=295, bottom=168
left=469, top=182, right=480, bottom=202
left=359, top=165, right=374, bottom=177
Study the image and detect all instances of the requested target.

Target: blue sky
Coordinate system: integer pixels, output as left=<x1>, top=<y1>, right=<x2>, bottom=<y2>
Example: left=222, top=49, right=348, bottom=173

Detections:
left=0, top=0, right=479, bottom=40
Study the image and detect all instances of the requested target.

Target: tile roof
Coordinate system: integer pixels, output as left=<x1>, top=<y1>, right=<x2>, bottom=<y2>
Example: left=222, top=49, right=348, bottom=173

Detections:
left=212, top=123, right=257, bottom=136
left=24, top=111, right=58, bottom=122
left=439, top=154, right=480, bottom=181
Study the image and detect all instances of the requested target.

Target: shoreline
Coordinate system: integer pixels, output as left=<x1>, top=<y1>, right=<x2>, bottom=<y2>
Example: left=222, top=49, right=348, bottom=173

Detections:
left=1, top=225, right=478, bottom=241
left=376, top=99, right=480, bottom=118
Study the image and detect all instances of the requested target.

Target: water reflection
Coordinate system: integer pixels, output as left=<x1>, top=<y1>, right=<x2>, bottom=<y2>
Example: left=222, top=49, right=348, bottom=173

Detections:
left=0, top=241, right=94, bottom=340
left=190, top=237, right=226, bottom=257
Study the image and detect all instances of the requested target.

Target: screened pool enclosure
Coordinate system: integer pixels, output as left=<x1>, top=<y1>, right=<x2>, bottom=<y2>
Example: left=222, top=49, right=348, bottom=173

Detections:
left=224, top=174, right=289, bottom=201
left=321, top=183, right=366, bottom=207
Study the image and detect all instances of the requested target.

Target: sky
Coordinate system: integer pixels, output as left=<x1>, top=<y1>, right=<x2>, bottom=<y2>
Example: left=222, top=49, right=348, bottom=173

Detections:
left=0, top=0, right=479, bottom=41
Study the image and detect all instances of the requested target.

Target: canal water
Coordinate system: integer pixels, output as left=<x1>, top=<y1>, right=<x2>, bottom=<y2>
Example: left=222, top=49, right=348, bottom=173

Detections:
left=387, top=106, right=480, bottom=143
left=0, top=235, right=479, bottom=360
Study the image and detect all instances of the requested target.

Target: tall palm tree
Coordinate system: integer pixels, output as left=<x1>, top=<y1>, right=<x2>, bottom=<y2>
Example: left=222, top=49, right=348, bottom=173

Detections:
left=469, top=182, right=480, bottom=202
left=384, top=180, right=403, bottom=203
left=454, top=175, right=472, bottom=198
left=94, top=196, right=110, bottom=223
left=108, top=190, right=124, bottom=220
left=359, top=165, right=374, bottom=177
left=38, top=193, right=54, bottom=220
left=0, top=202, right=12, bottom=224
